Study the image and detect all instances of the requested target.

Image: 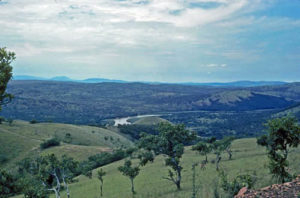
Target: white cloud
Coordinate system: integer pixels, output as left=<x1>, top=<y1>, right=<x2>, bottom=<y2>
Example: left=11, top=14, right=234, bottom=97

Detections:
left=1, top=0, right=299, bottom=81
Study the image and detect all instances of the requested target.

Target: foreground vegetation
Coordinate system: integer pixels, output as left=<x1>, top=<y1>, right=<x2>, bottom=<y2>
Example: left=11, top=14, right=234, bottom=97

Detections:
left=8, top=138, right=298, bottom=198
left=0, top=120, right=133, bottom=169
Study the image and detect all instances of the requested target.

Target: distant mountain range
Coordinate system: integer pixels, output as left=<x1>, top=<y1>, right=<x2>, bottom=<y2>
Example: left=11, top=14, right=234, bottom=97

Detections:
left=13, top=75, right=287, bottom=87
left=14, top=75, right=126, bottom=83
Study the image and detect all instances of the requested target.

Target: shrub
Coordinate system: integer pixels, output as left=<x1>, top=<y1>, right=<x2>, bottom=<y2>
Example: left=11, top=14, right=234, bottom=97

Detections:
left=40, top=138, right=60, bottom=149
left=29, top=119, right=38, bottom=124
left=0, top=116, right=5, bottom=124
left=0, top=154, right=8, bottom=163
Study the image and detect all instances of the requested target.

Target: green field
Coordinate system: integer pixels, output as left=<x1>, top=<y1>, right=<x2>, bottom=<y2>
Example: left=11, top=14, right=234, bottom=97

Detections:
left=11, top=138, right=298, bottom=198
left=133, top=116, right=169, bottom=125
left=0, top=120, right=133, bottom=169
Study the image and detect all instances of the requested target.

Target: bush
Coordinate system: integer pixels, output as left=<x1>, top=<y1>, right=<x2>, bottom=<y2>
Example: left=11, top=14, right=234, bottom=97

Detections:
left=219, top=170, right=256, bottom=197
left=0, top=116, right=5, bottom=124
left=29, top=119, right=38, bottom=124
left=40, top=138, right=60, bottom=149
left=0, top=154, right=8, bottom=163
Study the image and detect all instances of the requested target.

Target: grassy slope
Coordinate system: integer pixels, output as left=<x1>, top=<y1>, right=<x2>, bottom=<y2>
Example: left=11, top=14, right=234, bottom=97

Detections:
left=42, top=138, right=300, bottom=198
left=133, top=116, right=169, bottom=125
left=0, top=120, right=133, bottom=168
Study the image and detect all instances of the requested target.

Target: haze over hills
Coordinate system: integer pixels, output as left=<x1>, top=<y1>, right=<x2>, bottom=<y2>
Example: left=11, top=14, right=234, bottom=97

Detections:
left=1, top=80, right=300, bottom=138
left=13, top=75, right=288, bottom=87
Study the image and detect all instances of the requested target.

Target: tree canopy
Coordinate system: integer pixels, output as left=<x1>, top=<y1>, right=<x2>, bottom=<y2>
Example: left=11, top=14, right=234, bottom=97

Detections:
left=0, top=47, right=15, bottom=110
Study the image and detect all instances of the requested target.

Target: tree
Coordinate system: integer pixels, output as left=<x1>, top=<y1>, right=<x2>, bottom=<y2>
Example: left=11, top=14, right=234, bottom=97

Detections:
left=0, top=47, right=15, bottom=110
left=18, top=154, right=78, bottom=198
left=138, top=123, right=196, bottom=190
left=97, top=169, right=106, bottom=197
left=192, top=142, right=211, bottom=163
left=257, top=116, right=300, bottom=183
left=222, top=137, right=235, bottom=160
left=60, top=155, right=78, bottom=198
left=118, top=160, right=140, bottom=194
left=211, top=140, right=226, bottom=171
left=0, top=169, right=19, bottom=198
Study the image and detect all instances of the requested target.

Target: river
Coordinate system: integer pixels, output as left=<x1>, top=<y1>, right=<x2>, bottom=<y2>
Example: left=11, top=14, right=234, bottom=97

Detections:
left=113, top=114, right=160, bottom=126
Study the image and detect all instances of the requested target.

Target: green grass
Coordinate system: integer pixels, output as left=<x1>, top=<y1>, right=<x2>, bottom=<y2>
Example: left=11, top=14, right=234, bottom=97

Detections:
left=0, top=120, right=133, bottom=169
left=133, top=116, right=169, bottom=125
left=12, top=138, right=297, bottom=198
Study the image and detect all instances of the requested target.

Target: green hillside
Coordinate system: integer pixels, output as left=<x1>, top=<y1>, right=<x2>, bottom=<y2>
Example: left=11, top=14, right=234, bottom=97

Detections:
left=275, top=103, right=300, bottom=118
left=0, top=120, right=133, bottom=169
left=12, top=138, right=299, bottom=198
left=133, top=116, right=169, bottom=125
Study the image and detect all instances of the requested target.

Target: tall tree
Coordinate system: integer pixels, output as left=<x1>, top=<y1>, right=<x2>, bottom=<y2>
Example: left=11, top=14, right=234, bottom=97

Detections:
left=138, top=123, right=196, bottom=190
left=97, top=169, right=106, bottom=197
left=0, top=47, right=15, bottom=110
left=192, top=142, right=211, bottom=163
left=222, top=137, right=235, bottom=160
left=18, top=154, right=78, bottom=198
left=118, top=160, right=140, bottom=194
left=257, top=116, right=300, bottom=183
left=211, top=140, right=226, bottom=171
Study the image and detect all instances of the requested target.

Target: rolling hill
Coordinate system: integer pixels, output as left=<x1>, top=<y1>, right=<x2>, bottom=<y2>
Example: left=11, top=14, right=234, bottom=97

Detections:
left=0, top=81, right=298, bottom=125
left=12, top=138, right=300, bottom=198
left=0, top=120, right=133, bottom=169
left=133, top=116, right=169, bottom=125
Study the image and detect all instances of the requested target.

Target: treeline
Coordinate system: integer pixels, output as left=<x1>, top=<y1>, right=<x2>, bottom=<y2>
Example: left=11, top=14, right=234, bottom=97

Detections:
left=117, top=124, right=159, bottom=140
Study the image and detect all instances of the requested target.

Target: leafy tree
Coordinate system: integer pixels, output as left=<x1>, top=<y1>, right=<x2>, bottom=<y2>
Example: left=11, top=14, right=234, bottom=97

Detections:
left=19, top=175, right=48, bottom=198
left=192, top=142, right=211, bottom=163
left=222, top=137, right=235, bottom=160
left=257, top=116, right=300, bottom=183
left=211, top=140, right=226, bottom=171
left=0, top=116, right=5, bottom=124
left=60, top=155, right=78, bottom=198
left=118, top=160, right=140, bottom=194
left=0, top=47, right=14, bottom=110
left=18, top=154, right=78, bottom=198
left=0, top=169, right=19, bottom=198
left=7, top=118, right=13, bottom=126
left=40, top=138, right=60, bottom=149
left=97, top=169, right=106, bottom=197
left=138, top=123, right=196, bottom=190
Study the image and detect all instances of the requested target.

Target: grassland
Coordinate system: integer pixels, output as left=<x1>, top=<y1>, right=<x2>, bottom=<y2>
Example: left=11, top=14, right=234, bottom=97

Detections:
left=0, top=120, right=133, bottom=169
left=11, top=138, right=298, bottom=198
left=133, top=116, right=169, bottom=125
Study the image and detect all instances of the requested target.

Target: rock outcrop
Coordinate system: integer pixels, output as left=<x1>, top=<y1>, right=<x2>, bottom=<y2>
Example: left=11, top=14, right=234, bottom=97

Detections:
left=235, top=175, right=300, bottom=198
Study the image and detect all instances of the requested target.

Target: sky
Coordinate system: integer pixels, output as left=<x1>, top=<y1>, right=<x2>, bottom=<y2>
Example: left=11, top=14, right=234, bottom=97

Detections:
left=0, top=0, right=299, bottom=83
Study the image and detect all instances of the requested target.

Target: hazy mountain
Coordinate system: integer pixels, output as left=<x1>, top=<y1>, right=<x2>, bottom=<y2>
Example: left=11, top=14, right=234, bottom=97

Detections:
left=13, top=75, right=287, bottom=87
left=181, top=81, right=287, bottom=87
left=50, top=76, right=73, bottom=81
left=82, top=78, right=126, bottom=83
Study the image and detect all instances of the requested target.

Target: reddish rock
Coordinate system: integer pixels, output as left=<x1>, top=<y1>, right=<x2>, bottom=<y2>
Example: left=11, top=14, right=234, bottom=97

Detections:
left=236, top=187, right=248, bottom=197
left=235, top=175, right=300, bottom=198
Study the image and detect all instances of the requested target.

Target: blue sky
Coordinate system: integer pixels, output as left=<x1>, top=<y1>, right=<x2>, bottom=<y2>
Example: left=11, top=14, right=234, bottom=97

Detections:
left=0, top=0, right=299, bottom=82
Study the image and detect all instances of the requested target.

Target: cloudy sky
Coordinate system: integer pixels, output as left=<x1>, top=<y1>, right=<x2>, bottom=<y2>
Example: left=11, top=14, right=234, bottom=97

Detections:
left=0, top=0, right=299, bottom=82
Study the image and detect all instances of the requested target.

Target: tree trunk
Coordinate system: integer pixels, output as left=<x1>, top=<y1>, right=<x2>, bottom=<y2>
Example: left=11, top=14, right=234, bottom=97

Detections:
left=191, top=164, right=196, bottom=198
left=53, top=188, right=60, bottom=198
left=62, top=176, right=70, bottom=198
left=216, top=154, right=221, bottom=171
left=176, top=166, right=181, bottom=190
left=53, top=171, right=61, bottom=198
left=130, top=178, right=135, bottom=194
left=227, top=149, right=232, bottom=160
left=100, top=182, right=103, bottom=197
left=205, top=155, right=208, bottom=163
